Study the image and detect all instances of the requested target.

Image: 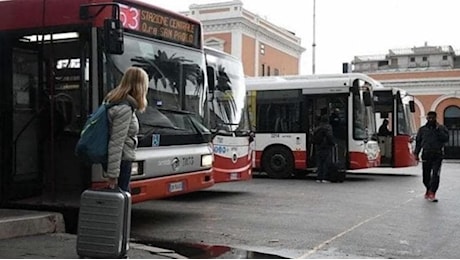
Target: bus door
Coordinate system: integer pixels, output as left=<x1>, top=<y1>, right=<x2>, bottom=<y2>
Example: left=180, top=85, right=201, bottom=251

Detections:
left=3, top=31, right=90, bottom=203
left=0, top=34, right=44, bottom=202
left=373, top=90, right=394, bottom=166
left=304, top=94, right=348, bottom=171
left=394, top=91, right=417, bottom=167
left=0, top=34, right=18, bottom=204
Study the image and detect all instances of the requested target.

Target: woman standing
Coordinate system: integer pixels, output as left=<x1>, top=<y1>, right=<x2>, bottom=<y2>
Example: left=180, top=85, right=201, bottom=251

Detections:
left=104, top=67, right=149, bottom=191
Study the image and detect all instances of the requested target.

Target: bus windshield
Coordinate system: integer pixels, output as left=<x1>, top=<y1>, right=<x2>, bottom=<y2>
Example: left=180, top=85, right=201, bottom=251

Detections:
left=105, top=34, right=208, bottom=143
left=206, top=52, right=247, bottom=133
left=235, top=98, right=252, bottom=135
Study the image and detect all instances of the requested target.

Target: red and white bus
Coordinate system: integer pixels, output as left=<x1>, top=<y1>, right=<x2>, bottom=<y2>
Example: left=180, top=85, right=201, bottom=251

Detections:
left=373, top=87, right=418, bottom=167
left=246, top=73, right=381, bottom=179
left=0, top=0, right=214, bottom=205
left=204, top=47, right=253, bottom=183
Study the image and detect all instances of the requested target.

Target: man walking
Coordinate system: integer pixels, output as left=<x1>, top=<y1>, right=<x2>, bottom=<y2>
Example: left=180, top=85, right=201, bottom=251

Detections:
left=413, top=111, right=449, bottom=202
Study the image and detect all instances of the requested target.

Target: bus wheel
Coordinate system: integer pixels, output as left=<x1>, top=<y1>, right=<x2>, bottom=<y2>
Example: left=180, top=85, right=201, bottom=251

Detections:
left=262, top=147, right=293, bottom=179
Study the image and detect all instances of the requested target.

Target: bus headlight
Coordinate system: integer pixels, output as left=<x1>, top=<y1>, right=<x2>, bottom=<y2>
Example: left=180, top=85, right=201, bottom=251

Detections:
left=131, top=161, right=144, bottom=176
left=201, top=154, right=213, bottom=167
left=365, top=142, right=379, bottom=161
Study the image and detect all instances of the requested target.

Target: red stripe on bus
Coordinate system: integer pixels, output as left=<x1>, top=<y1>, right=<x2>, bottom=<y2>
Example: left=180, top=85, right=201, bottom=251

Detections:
left=213, top=154, right=253, bottom=183
left=92, top=168, right=214, bottom=204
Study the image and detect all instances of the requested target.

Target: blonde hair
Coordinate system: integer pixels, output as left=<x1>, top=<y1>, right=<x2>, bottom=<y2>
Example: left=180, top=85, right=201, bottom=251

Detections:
left=106, top=67, right=149, bottom=112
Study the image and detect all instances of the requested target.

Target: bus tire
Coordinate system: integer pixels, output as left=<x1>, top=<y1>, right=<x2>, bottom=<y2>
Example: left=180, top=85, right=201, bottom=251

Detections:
left=262, top=146, right=294, bottom=179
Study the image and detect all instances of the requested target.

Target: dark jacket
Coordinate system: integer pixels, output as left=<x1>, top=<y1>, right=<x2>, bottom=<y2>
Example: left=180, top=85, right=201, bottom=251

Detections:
left=313, top=124, right=335, bottom=151
left=414, top=122, right=449, bottom=156
left=378, top=124, right=391, bottom=136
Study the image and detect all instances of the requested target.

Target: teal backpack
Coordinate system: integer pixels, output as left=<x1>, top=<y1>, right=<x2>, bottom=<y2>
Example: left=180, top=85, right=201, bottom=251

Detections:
left=75, top=103, right=114, bottom=165
left=75, top=101, right=133, bottom=165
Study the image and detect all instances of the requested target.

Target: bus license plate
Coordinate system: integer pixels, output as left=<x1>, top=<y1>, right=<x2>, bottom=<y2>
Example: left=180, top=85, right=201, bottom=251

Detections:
left=169, top=181, right=184, bottom=193
left=230, top=172, right=240, bottom=180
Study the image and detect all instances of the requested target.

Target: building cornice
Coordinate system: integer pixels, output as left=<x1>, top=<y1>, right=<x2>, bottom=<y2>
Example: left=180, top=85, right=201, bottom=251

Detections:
left=183, top=1, right=305, bottom=58
left=201, top=17, right=305, bottom=57
left=380, top=78, right=460, bottom=95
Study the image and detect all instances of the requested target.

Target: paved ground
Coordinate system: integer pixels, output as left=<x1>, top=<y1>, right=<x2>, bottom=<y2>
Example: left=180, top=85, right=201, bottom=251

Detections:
left=0, top=232, right=186, bottom=259
left=0, top=209, right=186, bottom=259
left=2, top=160, right=458, bottom=258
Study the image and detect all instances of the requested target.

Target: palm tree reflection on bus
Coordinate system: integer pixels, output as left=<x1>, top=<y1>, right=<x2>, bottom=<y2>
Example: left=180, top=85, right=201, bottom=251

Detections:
left=130, top=50, right=210, bottom=146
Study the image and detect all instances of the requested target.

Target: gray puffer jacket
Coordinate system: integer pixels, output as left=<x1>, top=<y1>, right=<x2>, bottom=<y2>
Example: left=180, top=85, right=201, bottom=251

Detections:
left=105, top=95, right=139, bottom=179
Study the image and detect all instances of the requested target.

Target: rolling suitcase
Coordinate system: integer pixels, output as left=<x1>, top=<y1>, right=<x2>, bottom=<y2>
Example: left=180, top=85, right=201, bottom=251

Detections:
left=328, top=144, right=346, bottom=183
left=76, top=188, right=131, bottom=258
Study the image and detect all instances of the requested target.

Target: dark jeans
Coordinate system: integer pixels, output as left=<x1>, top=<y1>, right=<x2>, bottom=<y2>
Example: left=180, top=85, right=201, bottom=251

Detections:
left=316, top=149, right=332, bottom=180
left=102, top=160, right=132, bottom=192
left=118, top=160, right=132, bottom=192
left=421, top=152, right=443, bottom=193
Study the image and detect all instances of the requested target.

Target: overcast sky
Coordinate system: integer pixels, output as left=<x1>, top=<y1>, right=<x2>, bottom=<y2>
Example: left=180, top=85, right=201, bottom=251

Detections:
left=141, top=0, right=460, bottom=75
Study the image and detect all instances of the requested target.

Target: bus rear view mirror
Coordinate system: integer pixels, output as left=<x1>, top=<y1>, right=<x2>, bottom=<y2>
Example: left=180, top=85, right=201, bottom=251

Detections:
left=104, top=18, right=124, bottom=54
left=206, top=66, right=216, bottom=92
left=409, top=100, right=415, bottom=113
left=363, top=92, right=372, bottom=107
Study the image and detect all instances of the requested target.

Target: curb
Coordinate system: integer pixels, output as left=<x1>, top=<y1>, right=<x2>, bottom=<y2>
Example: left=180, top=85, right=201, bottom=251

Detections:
left=0, top=209, right=65, bottom=240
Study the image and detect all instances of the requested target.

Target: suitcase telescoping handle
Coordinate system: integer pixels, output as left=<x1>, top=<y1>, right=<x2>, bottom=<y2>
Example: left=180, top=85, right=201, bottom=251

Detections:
left=99, top=186, right=132, bottom=202
left=105, top=186, right=121, bottom=191
left=102, top=186, right=127, bottom=193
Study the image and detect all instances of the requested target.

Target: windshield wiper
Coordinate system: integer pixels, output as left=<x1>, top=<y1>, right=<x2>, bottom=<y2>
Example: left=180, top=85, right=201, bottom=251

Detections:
left=234, top=129, right=252, bottom=136
left=140, top=122, right=185, bottom=131
left=157, top=107, right=211, bottom=140
left=157, top=107, right=193, bottom=115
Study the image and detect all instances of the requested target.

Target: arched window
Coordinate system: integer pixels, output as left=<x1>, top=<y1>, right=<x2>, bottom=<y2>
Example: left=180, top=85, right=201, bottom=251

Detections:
left=444, top=105, right=460, bottom=129
left=444, top=106, right=460, bottom=117
left=443, top=105, right=460, bottom=159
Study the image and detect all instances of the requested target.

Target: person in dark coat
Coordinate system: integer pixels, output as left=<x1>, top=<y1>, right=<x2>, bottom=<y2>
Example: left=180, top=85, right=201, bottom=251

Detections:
left=313, top=115, right=336, bottom=183
left=413, top=111, right=449, bottom=202
left=378, top=119, right=392, bottom=136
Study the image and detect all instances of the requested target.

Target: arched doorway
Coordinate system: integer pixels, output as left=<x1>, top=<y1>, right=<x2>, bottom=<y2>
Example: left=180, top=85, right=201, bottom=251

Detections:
left=443, top=106, right=460, bottom=159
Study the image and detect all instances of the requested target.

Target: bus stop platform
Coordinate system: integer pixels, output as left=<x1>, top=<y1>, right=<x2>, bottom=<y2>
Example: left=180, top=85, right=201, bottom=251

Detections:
left=0, top=208, right=186, bottom=259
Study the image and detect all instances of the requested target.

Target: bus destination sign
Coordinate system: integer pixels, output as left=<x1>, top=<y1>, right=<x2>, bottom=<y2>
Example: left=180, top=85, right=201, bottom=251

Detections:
left=119, top=4, right=201, bottom=48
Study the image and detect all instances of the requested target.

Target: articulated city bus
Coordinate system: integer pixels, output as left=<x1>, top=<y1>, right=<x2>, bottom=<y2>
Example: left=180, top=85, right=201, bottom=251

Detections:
left=0, top=0, right=214, bottom=205
left=204, top=47, right=253, bottom=183
left=373, top=87, right=418, bottom=167
left=246, top=73, right=381, bottom=179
